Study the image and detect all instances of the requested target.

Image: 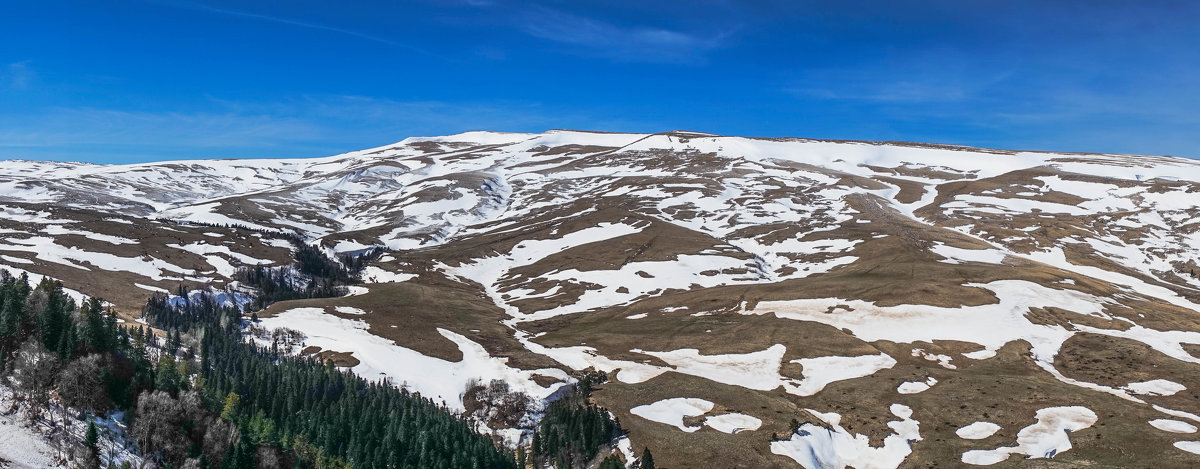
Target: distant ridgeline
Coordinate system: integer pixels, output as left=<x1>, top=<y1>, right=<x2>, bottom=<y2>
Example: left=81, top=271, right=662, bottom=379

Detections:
left=0, top=240, right=633, bottom=469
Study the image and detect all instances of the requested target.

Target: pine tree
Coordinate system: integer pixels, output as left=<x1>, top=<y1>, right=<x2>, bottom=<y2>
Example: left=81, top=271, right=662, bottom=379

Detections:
left=85, top=421, right=100, bottom=450
left=640, top=448, right=655, bottom=469
left=156, top=355, right=182, bottom=396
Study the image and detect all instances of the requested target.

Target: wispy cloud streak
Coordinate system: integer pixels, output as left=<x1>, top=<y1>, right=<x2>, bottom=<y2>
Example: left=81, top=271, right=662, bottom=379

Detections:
left=154, top=0, right=439, bottom=57
left=515, top=6, right=734, bottom=64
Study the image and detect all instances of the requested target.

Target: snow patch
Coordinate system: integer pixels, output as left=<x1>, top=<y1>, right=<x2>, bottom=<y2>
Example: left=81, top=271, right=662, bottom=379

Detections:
left=1149, top=419, right=1198, bottom=434
left=771, top=404, right=921, bottom=469
left=961, top=406, right=1097, bottom=465
left=705, top=413, right=762, bottom=434
left=956, top=422, right=1002, bottom=440
left=897, top=376, right=938, bottom=394
left=1122, top=379, right=1186, bottom=396
left=630, top=398, right=714, bottom=433
left=785, top=353, right=897, bottom=396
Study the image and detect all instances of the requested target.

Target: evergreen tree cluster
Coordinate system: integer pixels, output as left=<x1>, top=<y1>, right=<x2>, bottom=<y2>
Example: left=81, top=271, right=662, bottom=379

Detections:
left=0, top=269, right=34, bottom=364
left=233, top=265, right=346, bottom=312
left=141, top=287, right=234, bottom=335
left=294, top=244, right=356, bottom=284
left=530, top=371, right=624, bottom=469
left=143, top=287, right=517, bottom=469
left=233, top=243, right=383, bottom=312
left=0, top=270, right=160, bottom=464
left=336, top=247, right=385, bottom=278
left=201, top=337, right=517, bottom=469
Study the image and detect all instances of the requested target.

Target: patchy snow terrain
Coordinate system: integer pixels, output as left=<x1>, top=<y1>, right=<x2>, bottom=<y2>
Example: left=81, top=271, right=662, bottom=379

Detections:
left=5, top=129, right=1200, bottom=467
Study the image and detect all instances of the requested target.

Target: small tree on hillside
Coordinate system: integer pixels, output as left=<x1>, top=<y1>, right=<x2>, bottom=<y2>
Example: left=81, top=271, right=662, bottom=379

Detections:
left=639, top=448, right=655, bottom=469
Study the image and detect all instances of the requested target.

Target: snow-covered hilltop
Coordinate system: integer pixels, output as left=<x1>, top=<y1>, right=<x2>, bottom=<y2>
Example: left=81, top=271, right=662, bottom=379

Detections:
left=3, top=129, right=1200, bottom=467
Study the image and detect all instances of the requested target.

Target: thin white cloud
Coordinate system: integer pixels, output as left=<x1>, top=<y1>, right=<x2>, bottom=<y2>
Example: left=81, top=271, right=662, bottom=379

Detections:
left=517, top=7, right=733, bottom=63
left=153, top=1, right=439, bottom=58
left=5, top=61, right=33, bottom=90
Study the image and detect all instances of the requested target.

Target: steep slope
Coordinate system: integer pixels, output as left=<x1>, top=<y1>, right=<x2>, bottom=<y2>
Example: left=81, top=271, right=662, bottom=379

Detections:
left=3, top=130, right=1200, bottom=467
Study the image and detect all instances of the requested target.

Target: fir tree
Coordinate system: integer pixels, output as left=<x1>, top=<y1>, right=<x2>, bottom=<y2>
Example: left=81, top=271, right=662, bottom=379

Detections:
left=85, top=421, right=100, bottom=450
left=640, top=448, right=654, bottom=469
left=156, top=355, right=182, bottom=396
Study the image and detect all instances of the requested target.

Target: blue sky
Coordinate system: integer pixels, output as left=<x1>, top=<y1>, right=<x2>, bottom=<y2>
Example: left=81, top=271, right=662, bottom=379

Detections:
left=2, top=1, right=1198, bottom=163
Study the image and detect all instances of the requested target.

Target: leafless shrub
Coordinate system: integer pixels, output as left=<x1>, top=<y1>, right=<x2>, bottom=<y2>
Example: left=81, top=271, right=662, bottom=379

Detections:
left=463, top=379, right=532, bottom=429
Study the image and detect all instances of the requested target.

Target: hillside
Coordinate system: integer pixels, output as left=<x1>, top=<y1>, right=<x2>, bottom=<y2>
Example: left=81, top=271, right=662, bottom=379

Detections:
left=3, top=129, right=1200, bottom=467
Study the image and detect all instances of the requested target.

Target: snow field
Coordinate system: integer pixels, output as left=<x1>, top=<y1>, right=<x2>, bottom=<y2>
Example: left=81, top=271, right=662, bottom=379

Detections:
left=258, top=307, right=569, bottom=411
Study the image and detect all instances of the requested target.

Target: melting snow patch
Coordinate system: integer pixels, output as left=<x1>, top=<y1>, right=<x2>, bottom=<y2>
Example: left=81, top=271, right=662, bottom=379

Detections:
left=705, top=413, right=762, bottom=434
left=929, top=243, right=1006, bottom=265
left=361, top=265, right=416, bottom=283
left=135, top=282, right=169, bottom=293
left=962, top=349, right=998, bottom=360
left=0, top=254, right=32, bottom=264
left=334, top=306, right=367, bottom=315
left=630, top=398, right=714, bottom=432
left=961, top=406, right=1096, bottom=465
left=615, top=436, right=637, bottom=467
left=1150, top=419, right=1198, bottom=434
left=771, top=404, right=921, bottom=469
left=956, top=422, right=1002, bottom=440
left=912, top=348, right=956, bottom=369
left=1122, top=379, right=1186, bottom=396
left=626, top=313, right=648, bottom=319
left=897, top=376, right=938, bottom=394
left=785, top=353, right=897, bottom=396
left=1174, top=441, right=1200, bottom=455
left=634, top=345, right=787, bottom=390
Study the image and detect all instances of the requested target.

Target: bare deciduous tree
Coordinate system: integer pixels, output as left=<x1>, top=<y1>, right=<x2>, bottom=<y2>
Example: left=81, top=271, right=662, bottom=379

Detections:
left=130, top=391, right=189, bottom=467
left=7, top=338, right=59, bottom=420
left=59, top=354, right=110, bottom=418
